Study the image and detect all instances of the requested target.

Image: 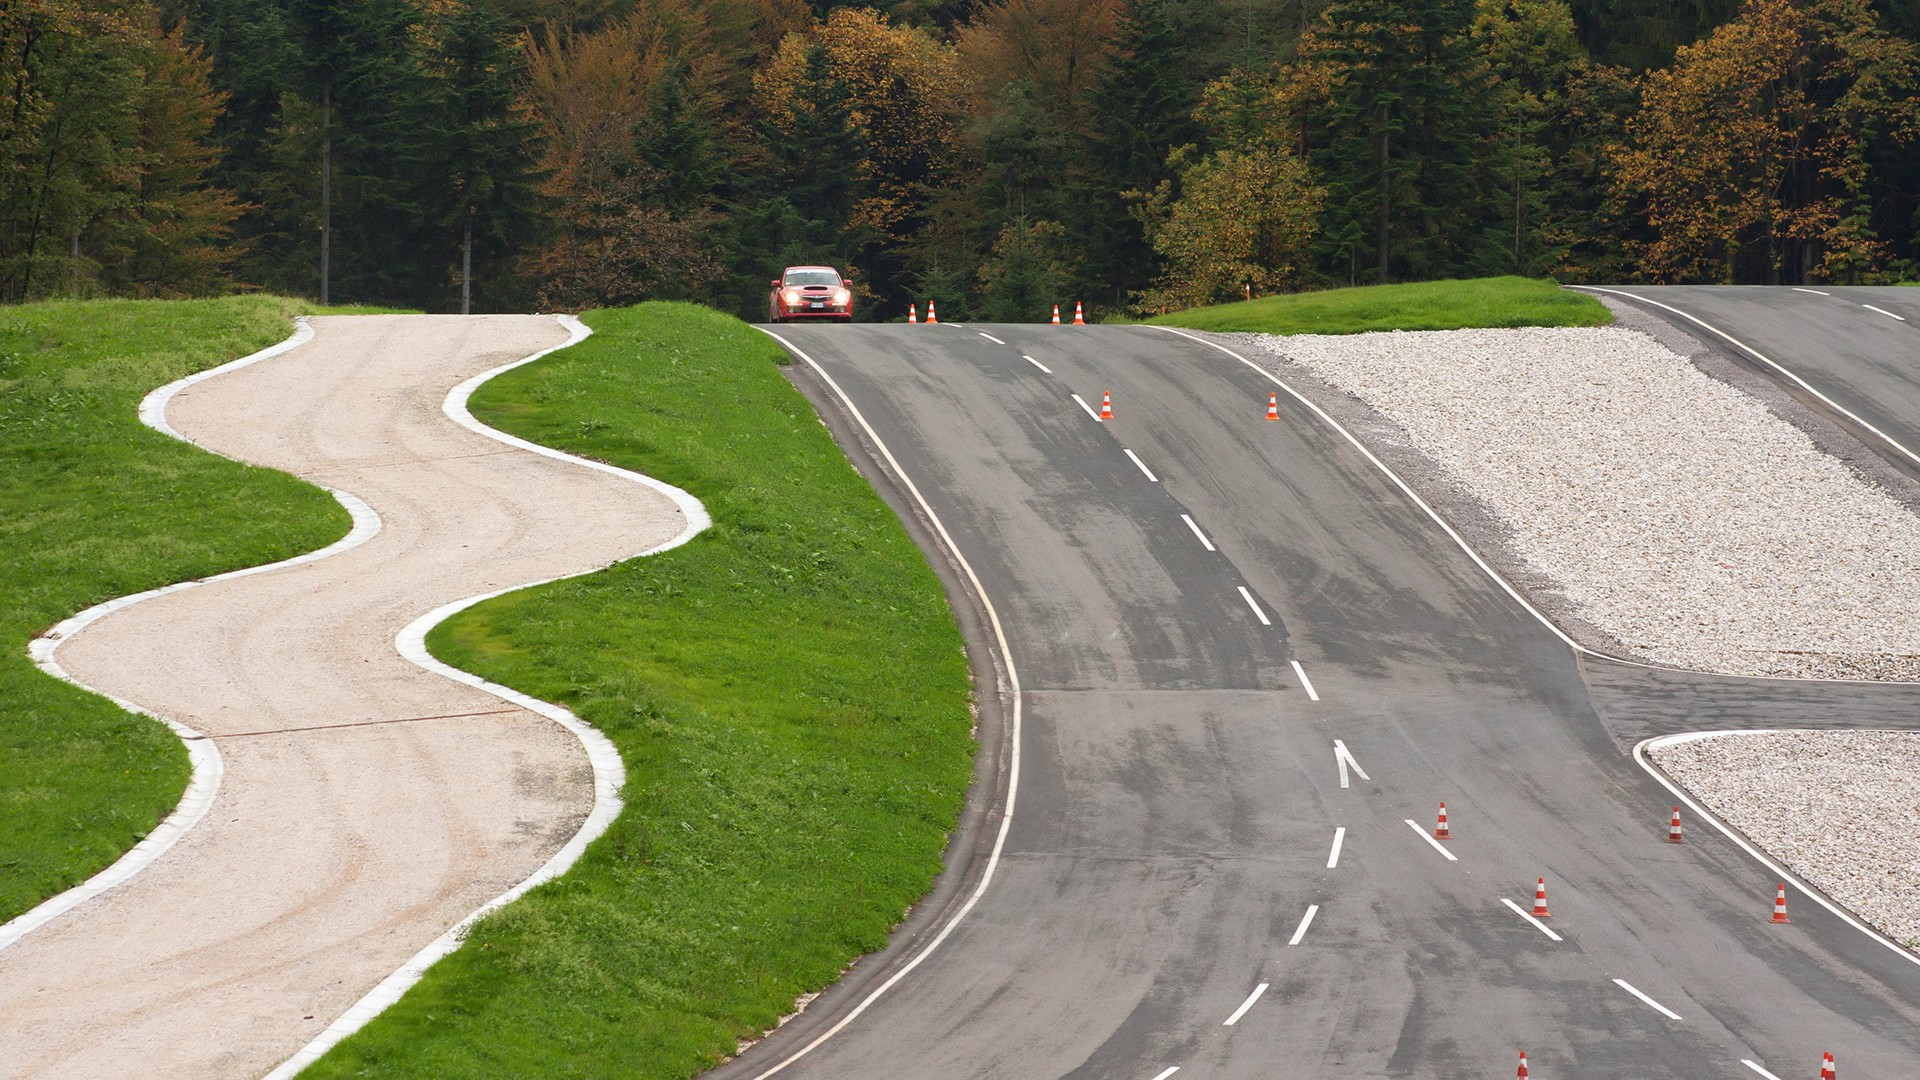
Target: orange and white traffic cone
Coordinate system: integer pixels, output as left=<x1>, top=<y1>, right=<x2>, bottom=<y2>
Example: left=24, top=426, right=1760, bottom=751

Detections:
left=1822, top=1051, right=1836, bottom=1079
left=1771, top=883, right=1791, bottom=924
left=1098, top=392, right=1113, bottom=421
left=1051, top=303, right=1061, bottom=325
left=1516, top=1050, right=1530, bottom=1078
left=908, top=303, right=917, bottom=324
left=1265, top=393, right=1281, bottom=422
left=1434, top=802, right=1451, bottom=840
left=1073, top=301, right=1086, bottom=325
left=1666, top=806, right=1685, bottom=844
left=926, top=300, right=938, bottom=324
left=1532, top=877, right=1551, bottom=918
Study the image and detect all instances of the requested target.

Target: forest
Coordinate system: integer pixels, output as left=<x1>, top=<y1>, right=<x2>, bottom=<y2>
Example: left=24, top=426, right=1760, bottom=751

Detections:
left=3, top=0, right=1918, bottom=318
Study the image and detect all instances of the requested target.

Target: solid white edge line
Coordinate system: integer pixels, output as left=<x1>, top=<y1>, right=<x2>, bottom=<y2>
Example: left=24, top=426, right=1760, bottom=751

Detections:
left=1222, top=982, right=1269, bottom=1025
left=1327, top=826, right=1346, bottom=868
left=1236, top=585, right=1271, bottom=625
left=1741, top=1060, right=1785, bottom=1080
left=1862, top=303, right=1907, bottom=322
left=1500, top=897, right=1563, bottom=942
left=1568, top=288, right=1920, bottom=469
left=1634, top=730, right=1920, bottom=970
left=1332, top=739, right=1369, bottom=782
left=1023, top=354, right=1052, bottom=374
left=1287, top=905, right=1319, bottom=946
left=741, top=329, right=1024, bottom=1078
left=1152, top=322, right=1920, bottom=686
left=2, top=318, right=374, bottom=955
left=1149, top=1068, right=1181, bottom=1080
left=1290, top=659, right=1319, bottom=701
left=979, top=332, right=1007, bottom=344
left=264, top=313, right=714, bottom=1078
left=1179, top=514, right=1216, bottom=551
left=1123, top=448, right=1160, bottom=482
left=1791, top=288, right=1831, bottom=296
left=1612, top=978, right=1682, bottom=1020
left=1071, top=393, right=1104, bottom=423
left=1403, top=819, right=1459, bottom=862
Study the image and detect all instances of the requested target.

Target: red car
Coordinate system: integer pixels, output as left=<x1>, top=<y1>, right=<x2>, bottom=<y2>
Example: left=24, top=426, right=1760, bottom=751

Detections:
left=769, top=266, right=854, bottom=323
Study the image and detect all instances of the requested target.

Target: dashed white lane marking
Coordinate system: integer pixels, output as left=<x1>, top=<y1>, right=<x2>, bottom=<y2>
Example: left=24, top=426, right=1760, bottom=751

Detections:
left=1612, top=978, right=1682, bottom=1020
left=1180, top=513, right=1215, bottom=551
left=1291, top=659, right=1319, bottom=701
left=1149, top=1069, right=1181, bottom=1080
left=1123, top=448, right=1159, bottom=482
left=1222, top=983, right=1268, bottom=1026
left=1863, top=303, right=1907, bottom=321
left=1500, top=897, right=1563, bottom=942
left=1792, top=287, right=1831, bottom=296
left=1023, top=354, right=1052, bottom=374
left=1741, top=1060, right=1785, bottom=1079
left=1237, top=586, right=1271, bottom=625
left=1404, top=819, right=1458, bottom=861
left=1327, top=827, right=1346, bottom=868
left=979, top=332, right=1007, bottom=344
left=1070, top=393, right=1103, bottom=423
left=1333, top=739, right=1369, bottom=788
left=1287, top=905, right=1319, bottom=946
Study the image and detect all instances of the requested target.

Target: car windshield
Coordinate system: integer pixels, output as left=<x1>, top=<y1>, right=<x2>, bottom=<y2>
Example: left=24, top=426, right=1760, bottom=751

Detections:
left=784, top=270, right=842, bottom=287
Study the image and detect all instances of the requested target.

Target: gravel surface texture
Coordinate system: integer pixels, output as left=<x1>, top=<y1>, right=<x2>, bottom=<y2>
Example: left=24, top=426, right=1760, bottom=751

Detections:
left=1652, top=730, right=1920, bottom=946
left=1240, top=323, right=1920, bottom=681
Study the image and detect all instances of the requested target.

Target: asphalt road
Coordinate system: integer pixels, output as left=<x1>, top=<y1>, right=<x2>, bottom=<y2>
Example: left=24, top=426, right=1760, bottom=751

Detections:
left=721, top=315, right=1920, bottom=1079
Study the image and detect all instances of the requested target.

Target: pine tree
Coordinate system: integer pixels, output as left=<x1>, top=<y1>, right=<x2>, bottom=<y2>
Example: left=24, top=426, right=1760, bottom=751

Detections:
left=419, top=0, right=540, bottom=313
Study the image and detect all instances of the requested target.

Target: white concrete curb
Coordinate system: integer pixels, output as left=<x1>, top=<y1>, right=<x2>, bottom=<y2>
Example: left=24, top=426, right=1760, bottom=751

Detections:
left=263, top=313, right=711, bottom=1078
left=2, top=318, right=381, bottom=954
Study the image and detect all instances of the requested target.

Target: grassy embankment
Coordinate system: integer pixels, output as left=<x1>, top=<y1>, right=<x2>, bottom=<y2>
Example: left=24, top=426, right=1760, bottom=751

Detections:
left=303, top=302, right=976, bottom=1077
left=1148, top=275, right=1614, bottom=333
left=0, top=296, right=361, bottom=923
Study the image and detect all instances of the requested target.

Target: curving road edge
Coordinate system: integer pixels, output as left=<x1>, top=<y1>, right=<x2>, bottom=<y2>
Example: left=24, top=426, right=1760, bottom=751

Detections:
left=262, top=314, right=712, bottom=1078
left=2, top=318, right=384, bottom=954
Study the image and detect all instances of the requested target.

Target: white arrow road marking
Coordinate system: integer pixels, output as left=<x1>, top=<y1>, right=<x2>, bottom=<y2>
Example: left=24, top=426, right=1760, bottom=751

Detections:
left=1180, top=514, right=1215, bottom=551
left=1222, top=984, right=1268, bottom=1026
left=1287, top=905, right=1319, bottom=946
left=1333, top=739, right=1368, bottom=788
left=1404, top=818, right=1458, bottom=861
left=1500, top=897, right=1562, bottom=942
left=1123, top=448, right=1159, bottom=482
left=1612, top=978, right=1682, bottom=1020
left=1237, top=586, right=1271, bottom=625
left=1291, top=660, right=1319, bottom=701
left=1327, top=827, right=1346, bottom=868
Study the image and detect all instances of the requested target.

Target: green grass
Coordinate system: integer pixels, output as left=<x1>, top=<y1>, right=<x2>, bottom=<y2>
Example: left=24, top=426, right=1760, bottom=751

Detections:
left=302, top=302, right=976, bottom=1078
left=1147, top=275, right=1613, bottom=334
left=0, top=296, right=354, bottom=924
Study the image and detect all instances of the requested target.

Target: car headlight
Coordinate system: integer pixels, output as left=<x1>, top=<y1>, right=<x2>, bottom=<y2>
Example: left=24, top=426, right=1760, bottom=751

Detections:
left=833, top=288, right=850, bottom=305
left=782, top=288, right=802, bottom=305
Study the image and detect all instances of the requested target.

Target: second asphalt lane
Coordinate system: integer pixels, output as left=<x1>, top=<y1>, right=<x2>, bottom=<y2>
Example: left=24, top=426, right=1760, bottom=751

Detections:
left=733, top=321, right=1920, bottom=1079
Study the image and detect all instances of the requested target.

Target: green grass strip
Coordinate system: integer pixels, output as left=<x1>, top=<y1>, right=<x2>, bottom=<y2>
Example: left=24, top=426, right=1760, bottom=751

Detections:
left=0, top=296, right=354, bottom=924
left=303, top=302, right=976, bottom=1078
left=1148, top=275, right=1613, bottom=334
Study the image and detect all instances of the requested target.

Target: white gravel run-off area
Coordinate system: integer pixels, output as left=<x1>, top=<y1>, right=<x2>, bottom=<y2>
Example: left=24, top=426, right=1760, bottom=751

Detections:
left=1652, top=730, right=1920, bottom=945
left=1245, top=322, right=1920, bottom=952
left=1249, top=324, right=1920, bottom=681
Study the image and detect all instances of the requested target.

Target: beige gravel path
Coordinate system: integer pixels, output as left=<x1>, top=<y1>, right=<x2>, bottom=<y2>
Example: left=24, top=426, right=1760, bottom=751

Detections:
left=0, top=315, right=686, bottom=1078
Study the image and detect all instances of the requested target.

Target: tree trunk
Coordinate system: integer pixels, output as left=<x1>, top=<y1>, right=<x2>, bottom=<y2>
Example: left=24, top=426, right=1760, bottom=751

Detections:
left=1377, top=117, right=1391, bottom=281
left=461, top=208, right=472, bottom=315
left=320, top=86, right=332, bottom=306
